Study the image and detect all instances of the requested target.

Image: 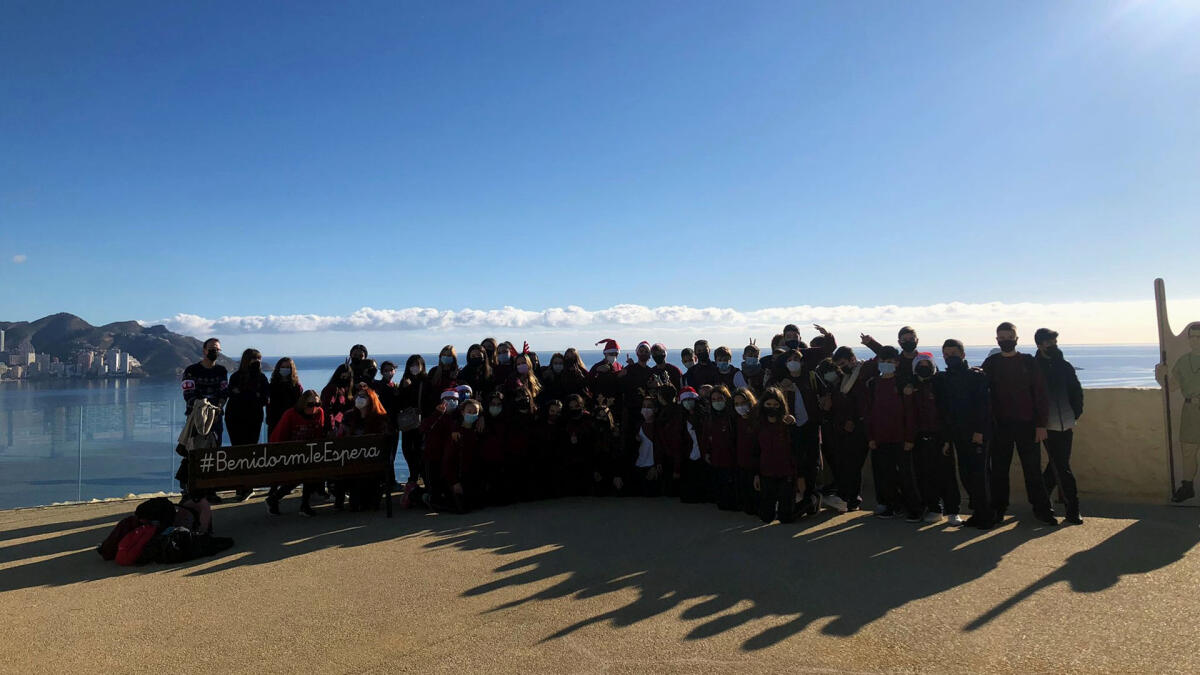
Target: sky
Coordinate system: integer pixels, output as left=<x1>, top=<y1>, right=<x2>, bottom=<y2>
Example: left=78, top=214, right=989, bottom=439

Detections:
left=2, top=1, right=1198, bottom=354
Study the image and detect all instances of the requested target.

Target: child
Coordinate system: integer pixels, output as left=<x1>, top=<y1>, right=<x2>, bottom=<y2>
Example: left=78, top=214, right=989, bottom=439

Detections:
left=909, top=353, right=961, bottom=525
left=755, top=387, right=800, bottom=523
left=866, top=346, right=921, bottom=522
left=733, top=387, right=760, bottom=515
left=705, top=385, right=739, bottom=510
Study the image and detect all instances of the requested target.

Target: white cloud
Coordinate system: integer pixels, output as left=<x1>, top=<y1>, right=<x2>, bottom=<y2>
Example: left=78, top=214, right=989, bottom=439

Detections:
left=147, top=299, right=1199, bottom=351
left=11, top=254, right=27, bottom=264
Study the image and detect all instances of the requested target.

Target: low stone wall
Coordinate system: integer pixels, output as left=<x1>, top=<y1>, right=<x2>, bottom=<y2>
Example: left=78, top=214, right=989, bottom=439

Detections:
left=1015, top=388, right=1168, bottom=503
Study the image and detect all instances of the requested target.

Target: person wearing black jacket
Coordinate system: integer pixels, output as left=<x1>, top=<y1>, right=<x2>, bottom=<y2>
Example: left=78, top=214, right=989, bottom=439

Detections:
left=685, top=339, right=720, bottom=389
left=267, top=357, right=303, bottom=436
left=397, top=354, right=427, bottom=486
left=933, top=339, right=994, bottom=529
left=226, top=349, right=268, bottom=500
left=1034, top=328, right=1085, bottom=525
left=179, top=338, right=229, bottom=500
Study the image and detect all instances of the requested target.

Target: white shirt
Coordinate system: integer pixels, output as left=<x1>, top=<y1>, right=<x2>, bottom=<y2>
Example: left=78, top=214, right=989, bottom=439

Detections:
left=636, top=427, right=656, bottom=468
left=687, top=422, right=700, bottom=461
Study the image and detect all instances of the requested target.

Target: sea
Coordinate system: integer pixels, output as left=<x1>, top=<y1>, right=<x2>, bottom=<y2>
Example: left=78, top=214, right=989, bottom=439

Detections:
left=0, top=345, right=1161, bottom=510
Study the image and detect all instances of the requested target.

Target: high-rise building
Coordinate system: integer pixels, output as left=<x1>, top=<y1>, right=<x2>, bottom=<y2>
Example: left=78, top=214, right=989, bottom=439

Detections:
left=0, top=328, right=5, bottom=353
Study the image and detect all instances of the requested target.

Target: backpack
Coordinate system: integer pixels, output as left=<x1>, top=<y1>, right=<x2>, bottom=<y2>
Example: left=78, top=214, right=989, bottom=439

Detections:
left=97, top=515, right=143, bottom=561
left=115, top=524, right=161, bottom=566
left=135, top=497, right=177, bottom=526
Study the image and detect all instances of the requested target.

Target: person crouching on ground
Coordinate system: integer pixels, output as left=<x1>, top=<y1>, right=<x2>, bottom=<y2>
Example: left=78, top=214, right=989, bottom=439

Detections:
left=754, top=387, right=800, bottom=524
left=265, top=390, right=327, bottom=517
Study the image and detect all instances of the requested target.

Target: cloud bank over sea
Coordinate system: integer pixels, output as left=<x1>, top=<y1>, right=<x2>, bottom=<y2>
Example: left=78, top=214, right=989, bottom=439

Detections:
left=145, top=299, right=1198, bottom=354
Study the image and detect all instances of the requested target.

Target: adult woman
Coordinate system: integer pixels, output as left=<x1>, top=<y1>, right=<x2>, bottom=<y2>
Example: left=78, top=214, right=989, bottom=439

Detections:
left=458, top=344, right=495, bottom=400
left=397, top=354, right=427, bottom=485
left=226, top=348, right=269, bottom=501
left=267, top=357, right=302, bottom=437
left=265, top=390, right=327, bottom=517
left=321, top=364, right=356, bottom=428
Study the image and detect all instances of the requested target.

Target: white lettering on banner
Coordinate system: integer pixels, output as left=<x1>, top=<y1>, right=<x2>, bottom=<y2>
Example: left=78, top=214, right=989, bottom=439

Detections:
left=205, top=441, right=384, bottom=475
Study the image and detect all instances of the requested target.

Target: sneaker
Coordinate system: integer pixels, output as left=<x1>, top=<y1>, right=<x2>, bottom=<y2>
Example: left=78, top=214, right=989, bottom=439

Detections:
left=946, top=514, right=964, bottom=526
left=1034, top=511, right=1060, bottom=527
left=299, top=503, right=316, bottom=517
left=266, top=499, right=281, bottom=516
left=922, top=511, right=943, bottom=524
left=822, top=494, right=849, bottom=513
left=873, top=504, right=892, bottom=516
left=1064, top=511, right=1083, bottom=525
left=875, top=507, right=895, bottom=519
left=905, top=511, right=923, bottom=523
left=964, top=515, right=994, bottom=530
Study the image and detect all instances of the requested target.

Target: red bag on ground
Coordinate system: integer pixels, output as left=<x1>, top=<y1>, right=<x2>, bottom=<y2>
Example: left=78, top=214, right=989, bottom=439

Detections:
left=115, top=524, right=159, bottom=566
left=97, top=515, right=142, bottom=561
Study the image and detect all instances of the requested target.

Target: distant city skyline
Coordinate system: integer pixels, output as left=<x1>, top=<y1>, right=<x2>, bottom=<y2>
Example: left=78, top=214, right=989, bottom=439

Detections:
left=3, top=2, right=1198, bottom=351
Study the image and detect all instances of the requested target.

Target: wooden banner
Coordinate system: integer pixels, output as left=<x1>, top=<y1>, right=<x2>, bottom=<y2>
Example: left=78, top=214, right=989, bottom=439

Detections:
left=188, top=433, right=392, bottom=495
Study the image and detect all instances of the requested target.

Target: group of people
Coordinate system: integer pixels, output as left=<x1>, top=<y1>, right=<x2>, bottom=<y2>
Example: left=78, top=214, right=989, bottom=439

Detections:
left=178, top=321, right=1086, bottom=528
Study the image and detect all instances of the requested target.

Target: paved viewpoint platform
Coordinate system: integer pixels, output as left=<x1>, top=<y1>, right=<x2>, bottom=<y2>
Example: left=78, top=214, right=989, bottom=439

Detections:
left=3, top=497, right=1199, bottom=673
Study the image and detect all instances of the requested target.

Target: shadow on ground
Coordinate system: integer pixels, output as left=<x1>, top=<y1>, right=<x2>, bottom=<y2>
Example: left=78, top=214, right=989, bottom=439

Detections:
left=2, top=495, right=1197, bottom=650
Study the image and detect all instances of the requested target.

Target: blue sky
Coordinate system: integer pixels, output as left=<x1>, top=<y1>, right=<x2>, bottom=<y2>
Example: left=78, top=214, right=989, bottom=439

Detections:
left=2, top=1, right=1198, bottom=352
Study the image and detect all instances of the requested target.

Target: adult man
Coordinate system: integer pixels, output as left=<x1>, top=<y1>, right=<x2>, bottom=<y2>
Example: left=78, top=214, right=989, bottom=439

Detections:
left=934, top=339, right=993, bottom=528
left=179, top=338, right=229, bottom=501
left=982, top=323, right=1057, bottom=526
left=1034, top=328, right=1084, bottom=524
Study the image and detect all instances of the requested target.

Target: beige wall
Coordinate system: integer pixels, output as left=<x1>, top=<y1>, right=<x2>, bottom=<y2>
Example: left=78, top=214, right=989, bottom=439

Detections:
left=1016, top=388, right=1168, bottom=503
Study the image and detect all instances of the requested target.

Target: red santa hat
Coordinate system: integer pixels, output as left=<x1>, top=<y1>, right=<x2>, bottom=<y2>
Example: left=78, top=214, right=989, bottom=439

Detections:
left=678, top=386, right=699, bottom=402
left=636, top=340, right=651, bottom=352
left=595, top=338, right=620, bottom=354
left=440, top=388, right=459, bottom=401
left=455, top=384, right=473, bottom=400
left=911, top=352, right=938, bottom=373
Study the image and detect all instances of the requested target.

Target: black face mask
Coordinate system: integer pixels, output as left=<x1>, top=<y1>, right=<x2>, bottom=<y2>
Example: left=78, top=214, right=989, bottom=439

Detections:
left=1045, top=346, right=1064, bottom=360
left=916, top=366, right=933, bottom=379
left=899, top=340, right=917, bottom=353
left=205, top=349, right=219, bottom=362
left=785, top=339, right=799, bottom=350
left=249, top=361, right=261, bottom=373
left=696, top=349, right=710, bottom=363
left=352, top=355, right=364, bottom=363
left=945, top=356, right=964, bottom=370
left=998, top=340, right=1017, bottom=353
left=651, top=352, right=665, bottom=365
left=468, top=356, right=483, bottom=366
left=764, top=409, right=780, bottom=422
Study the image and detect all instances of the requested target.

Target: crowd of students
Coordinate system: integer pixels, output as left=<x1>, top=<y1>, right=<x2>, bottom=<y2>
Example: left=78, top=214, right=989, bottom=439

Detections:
left=178, top=321, right=1085, bottom=529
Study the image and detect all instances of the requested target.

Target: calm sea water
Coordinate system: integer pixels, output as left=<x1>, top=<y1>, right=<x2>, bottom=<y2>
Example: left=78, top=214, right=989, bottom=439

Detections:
left=0, top=345, right=1160, bottom=509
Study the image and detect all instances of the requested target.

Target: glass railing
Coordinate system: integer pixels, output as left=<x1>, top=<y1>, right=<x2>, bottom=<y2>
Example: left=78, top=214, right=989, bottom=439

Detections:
left=0, top=402, right=408, bottom=510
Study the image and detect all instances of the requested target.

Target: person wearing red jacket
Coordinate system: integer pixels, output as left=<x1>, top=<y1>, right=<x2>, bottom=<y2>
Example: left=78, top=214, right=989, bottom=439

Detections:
left=754, top=387, right=800, bottom=524
left=732, top=387, right=760, bottom=515
left=866, top=346, right=921, bottom=522
left=705, top=385, right=739, bottom=511
left=334, top=384, right=392, bottom=512
left=265, top=390, right=327, bottom=517
left=828, top=347, right=870, bottom=512
left=908, top=353, right=962, bottom=525
left=589, top=338, right=624, bottom=404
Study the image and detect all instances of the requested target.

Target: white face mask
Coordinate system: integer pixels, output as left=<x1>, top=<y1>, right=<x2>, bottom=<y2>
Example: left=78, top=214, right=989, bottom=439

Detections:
left=278, top=368, right=291, bottom=377
left=641, top=408, right=655, bottom=421
left=488, top=405, right=503, bottom=417
left=823, top=371, right=839, bottom=383
left=786, top=361, right=803, bottom=374
left=712, top=400, right=726, bottom=411
left=409, top=365, right=421, bottom=376
left=443, top=398, right=459, bottom=411
left=681, top=400, right=696, bottom=411
left=735, top=404, right=751, bottom=416
left=604, top=354, right=616, bottom=364
left=354, top=397, right=368, bottom=410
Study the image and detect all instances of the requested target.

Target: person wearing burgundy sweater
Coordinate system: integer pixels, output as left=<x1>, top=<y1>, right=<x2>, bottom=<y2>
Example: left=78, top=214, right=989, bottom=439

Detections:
left=866, top=346, right=921, bottom=521
left=589, top=396, right=624, bottom=496
left=420, top=389, right=461, bottom=505
left=766, top=348, right=827, bottom=517
left=265, top=390, right=327, bottom=517
left=982, top=322, right=1057, bottom=526
left=908, top=354, right=962, bottom=525
left=631, top=396, right=663, bottom=497
left=618, top=341, right=659, bottom=464
left=532, top=400, right=568, bottom=500
left=652, top=384, right=692, bottom=499
left=754, top=388, right=801, bottom=524
left=650, top=343, right=683, bottom=392
left=828, top=347, right=870, bottom=512
left=705, top=385, right=739, bottom=511
left=434, top=399, right=482, bottom=514
left=861, top=326, right=923, bottom=390
left=732, top=388, right=760, bottom=515
left=478, top=391, right=510, bottom=506
left=589, top=339, right=624, bottom=404
left=505, top=390, right=537, bottom=501
left=559, top=395, right=597, bottom=497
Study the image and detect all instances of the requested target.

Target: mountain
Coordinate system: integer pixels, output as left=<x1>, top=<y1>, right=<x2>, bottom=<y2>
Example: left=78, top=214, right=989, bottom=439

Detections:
left=0, top=312, right=237, bottom=378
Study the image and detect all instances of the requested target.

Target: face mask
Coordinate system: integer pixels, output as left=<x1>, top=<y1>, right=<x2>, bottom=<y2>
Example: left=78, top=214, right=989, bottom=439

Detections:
left=354, top=397, right=368, bottom=409
left=879, top=362, right=897, bottom=375
left=652, top=353, right=665, bottom=365
left=681, top=400, right=696, bottom=411
left=823, top=371, right=839, bottom=384
left=409, top=365, right=421, bottom=376
left=785, top=339, right=799, bottom=350
left=1045, top=346, right=1063, bottom=359
left=516, top=363, right=529, bottom=375
left=764, top=407, right=780, bottom=421
left=552, top=363, right=564, bottom=373
left=249, top=361, right=261, bottom=373
left=899, top=339, right=917, bottom=353
left=744, top=357, right=759, bottom=367
left=637, top=351, right=650, bottom=363
left=944, top=355, right=963, bottom=369
left=440, top=355, right=454, bottom=366
left=381, top=371, right=394, bottom=381
left=716, top=361, right=731, bottom=373
left=498, top=352, right=511, bottom=364
left=463, top=413, right=479, bottom=425
left=641, top=408, right=655, bottom=421
left=604, top=354, right=616, bottom=364
left=468, top=356, right=483, bottom=366
left=695, top=349, right=710, bottom=362
left=998, top=339, right=1017, bottom=353
left=488, top=405, right=503, bottom=417
left=712, top=400, right=726, bottom=411
left=278, top=367, right=291, bottom=377
left=735, top=404, right=751, bottom=416
left=916, top=365, right=934, bottom=379
left=352, top=355, right=364, bottom=363
left=516, top=400, right=530, bottom=412
left=205, top=349, right=219, bottom=362
left=786, top=361, right=803, bottom=374
left=443, top=398, right=459, bottom=411
left=682, top=361, right=694, bottom=371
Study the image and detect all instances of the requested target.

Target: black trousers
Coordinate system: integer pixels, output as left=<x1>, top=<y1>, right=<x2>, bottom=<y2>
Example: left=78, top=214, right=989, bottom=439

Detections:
left=1042, top=429, right=1080, bottom=513
left=400, top=429, right=424, bottom=484
left=737, top=468, right=758, bottom=515
left=710, top=466, right=738, bottom=510
left=990, top=419, right=1053, bottom=516
left=951, top=438, right=993, bottom=522
left=791, top=423, right=822, bottom=508
left=872, top=442, right=921, bottom=515
left=915, top=433, right=961, bottom=514
left=630, top=465, right=662, bottom=498
left=267, top=482, right=317, bottom=506
left=479, top=459, right=510, bottom=506
left=758, top=475, right=798, bottom=523
left=834, top=426, right=869, bottom=507
left=679, top=457, right=709, bottom=504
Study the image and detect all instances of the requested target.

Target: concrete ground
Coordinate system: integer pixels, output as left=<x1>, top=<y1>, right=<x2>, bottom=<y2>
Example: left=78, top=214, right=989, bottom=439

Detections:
left=2, top=495, right=1199, bottom=673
